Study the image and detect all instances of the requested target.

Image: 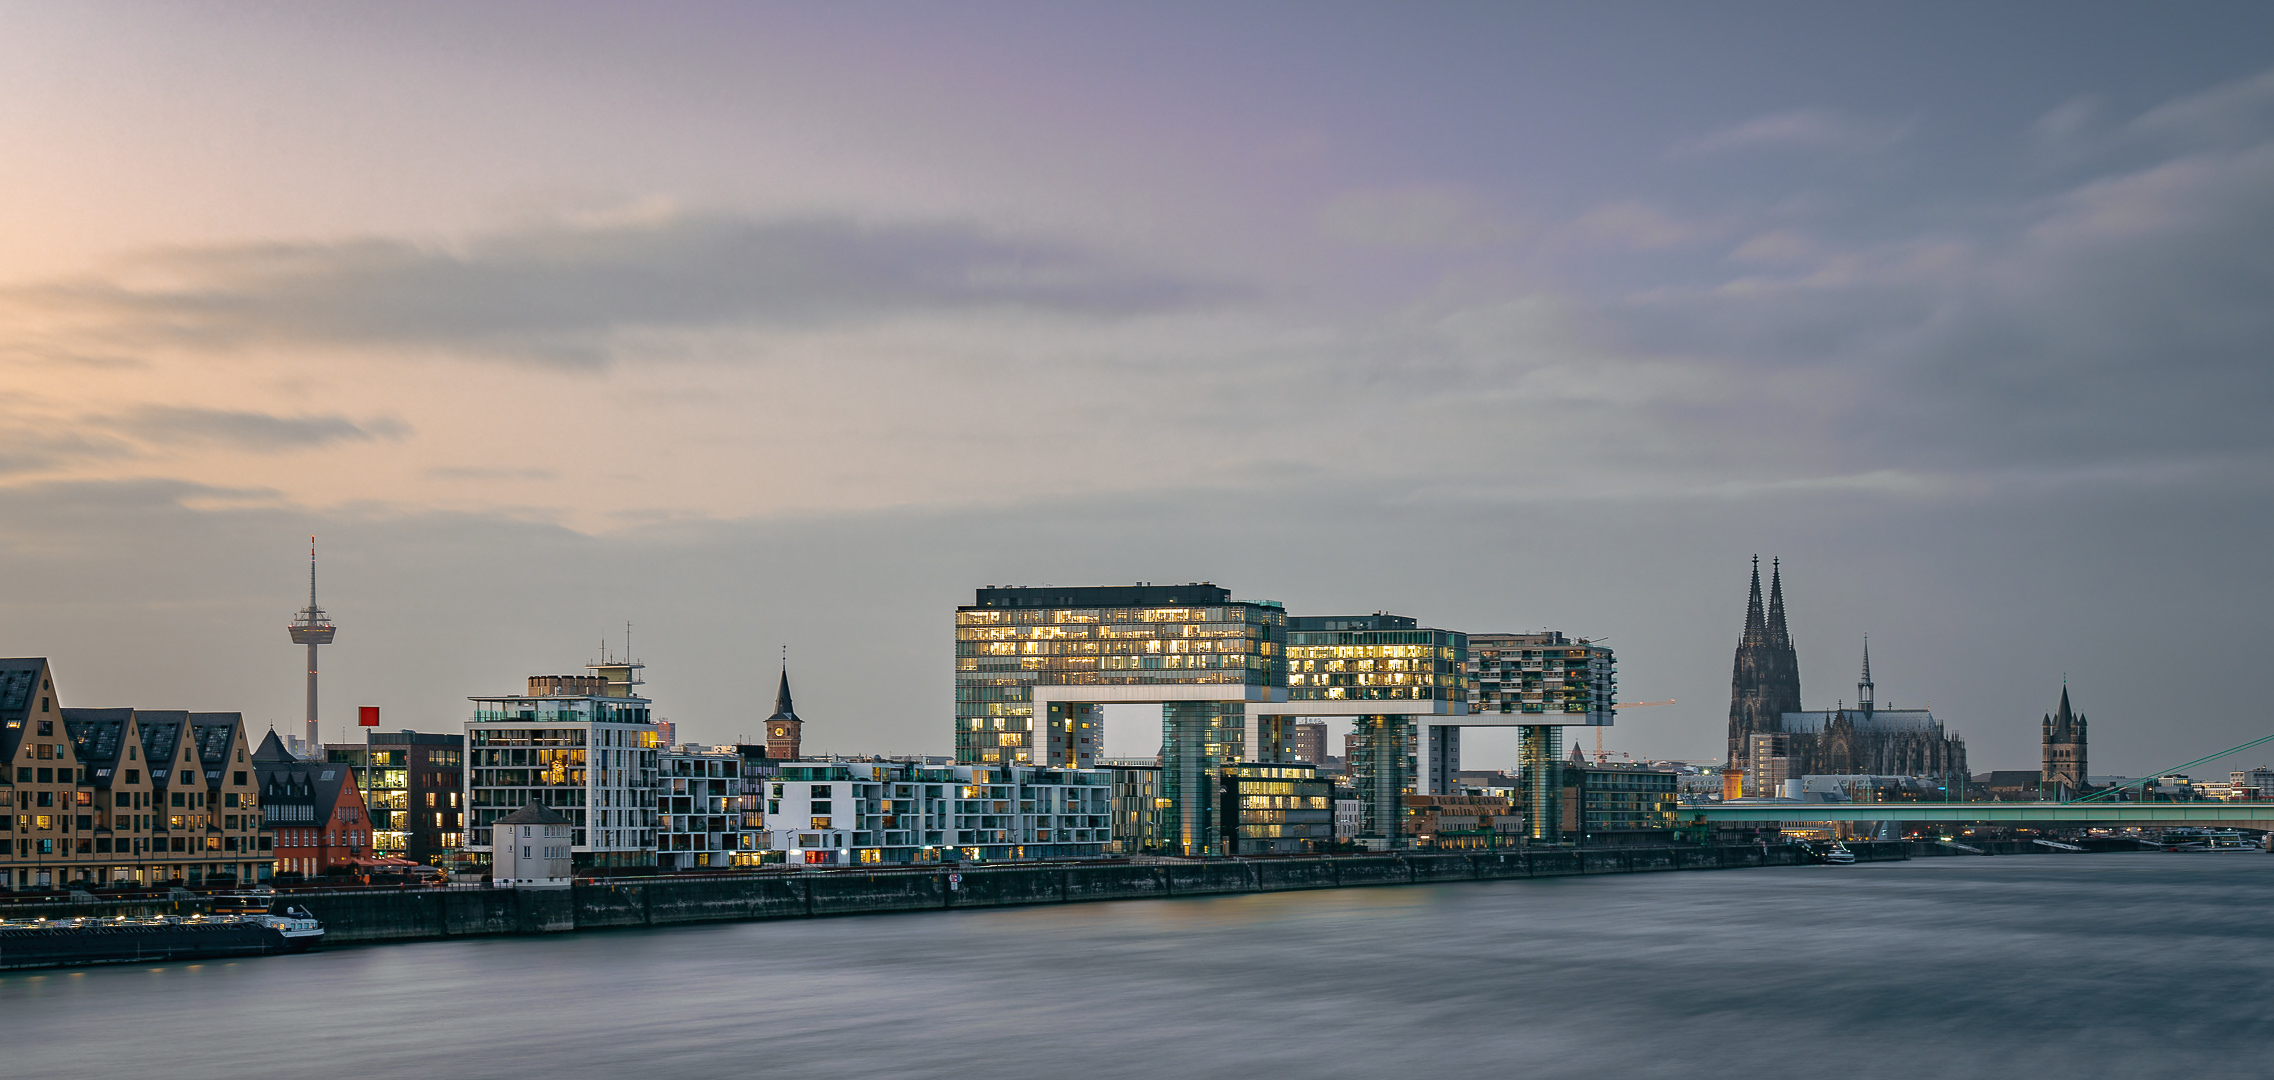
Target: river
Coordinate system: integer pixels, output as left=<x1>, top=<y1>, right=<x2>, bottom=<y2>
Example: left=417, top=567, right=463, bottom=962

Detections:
left=5, top=854, right=2271, bottom=1078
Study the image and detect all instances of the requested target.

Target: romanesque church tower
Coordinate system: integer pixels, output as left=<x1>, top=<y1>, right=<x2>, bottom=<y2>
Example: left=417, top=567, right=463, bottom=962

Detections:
left=1726, top=556, right=1802, bottom=765
left=2041, top=685, right=2087, bottom=795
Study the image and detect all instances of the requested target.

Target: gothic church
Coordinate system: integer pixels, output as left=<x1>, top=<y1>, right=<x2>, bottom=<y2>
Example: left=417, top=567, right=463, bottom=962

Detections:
left=1725, top=558, right=1969, bottom=780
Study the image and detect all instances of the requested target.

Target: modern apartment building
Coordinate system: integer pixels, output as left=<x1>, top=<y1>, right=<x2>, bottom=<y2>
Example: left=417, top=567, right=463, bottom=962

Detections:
left=658, top=745, right=763, bottom=869
left=1218, top=761, right=1333, bottom=855
left=1286, top=614, right=1468, bottom=845
left=1104, top=763, right=1164, bottom=855
left=1464, top=631, right=1618, bottom=843
left=1560, top=763, right=1679, bottom=844
left=1289, top=721, right=1329, bottom=765
left=765, top=760, right=1111, bottom=865
left=327, top=730, right=465, bottom=867
left=464, top=662, right=662, bottom=871
left=1464, top=632, right=1618, bottom=721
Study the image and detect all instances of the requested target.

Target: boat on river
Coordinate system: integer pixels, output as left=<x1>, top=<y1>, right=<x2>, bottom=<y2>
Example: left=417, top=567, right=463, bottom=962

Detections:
left=211, top=892, right=325, bottom=951
left=2156, top=828, right=2255, bottom=852
left=0, top=891, right=323, bottom=971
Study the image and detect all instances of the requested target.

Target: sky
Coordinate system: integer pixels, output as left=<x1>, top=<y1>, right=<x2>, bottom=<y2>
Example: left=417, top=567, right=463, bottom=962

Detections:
left=3, top=2, right=2271, bottom=775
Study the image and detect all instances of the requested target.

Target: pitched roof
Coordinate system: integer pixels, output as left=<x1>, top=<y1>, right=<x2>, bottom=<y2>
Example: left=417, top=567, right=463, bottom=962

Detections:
left=254, top=753, right=363, bottom=816
left=494, top=802, right=570, bottom=826
left=60, top=708, right=136, bottom=786
left=0, top=657, right=52, bottom=763
left=252, top=728, right=295, bottom=763
left=769, top=669, right=800, bottom=724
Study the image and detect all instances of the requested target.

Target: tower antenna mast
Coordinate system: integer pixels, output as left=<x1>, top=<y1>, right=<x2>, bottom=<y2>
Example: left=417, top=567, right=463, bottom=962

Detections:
left=286, top=536, right=338, bottom=756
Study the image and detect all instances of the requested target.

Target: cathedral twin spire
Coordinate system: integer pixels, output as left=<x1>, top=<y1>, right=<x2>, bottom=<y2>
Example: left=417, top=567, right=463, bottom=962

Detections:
left=1729, top=555, right=1804, bottom=764
left=1740, top=556, right=1794, bottom=646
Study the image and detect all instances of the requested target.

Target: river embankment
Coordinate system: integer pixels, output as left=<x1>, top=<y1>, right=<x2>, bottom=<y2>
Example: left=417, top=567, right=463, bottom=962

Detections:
left=4, top=843, right=1920, bottom=945
left=3, top=836, right=2168, bottom=951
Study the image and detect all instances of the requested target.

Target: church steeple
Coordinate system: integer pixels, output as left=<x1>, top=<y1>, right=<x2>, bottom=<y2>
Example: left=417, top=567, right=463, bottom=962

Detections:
left=1857, top=635, right=1874, bottom=715
left=765, top=661, right=803, bottom=761
left=1743, top=555, right=1767, bottom=646
left=2041, top=683, right=2087, bottom=794
left=1766, top=557, right=1791, bottom=649
left=769, top=669, right=798, bottom=724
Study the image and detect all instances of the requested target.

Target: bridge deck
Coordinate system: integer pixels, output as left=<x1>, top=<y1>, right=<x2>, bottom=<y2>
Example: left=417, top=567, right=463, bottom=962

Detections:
left=1681, top=801, right=2274, bottom=825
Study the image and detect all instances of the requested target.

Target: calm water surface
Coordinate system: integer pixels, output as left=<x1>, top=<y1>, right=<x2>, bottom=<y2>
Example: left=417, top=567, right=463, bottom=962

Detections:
left=4, top=855, right=2271, bottom=1078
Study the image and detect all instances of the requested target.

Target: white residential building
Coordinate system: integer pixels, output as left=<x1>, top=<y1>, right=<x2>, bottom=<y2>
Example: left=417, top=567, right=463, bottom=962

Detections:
left=491, top=802, right=574, bottom=888
left=464, top=663, right=661, bottom=872
left=659, top=745, right=766, bottom=869
left=766, top=760, right=1111, bottom=865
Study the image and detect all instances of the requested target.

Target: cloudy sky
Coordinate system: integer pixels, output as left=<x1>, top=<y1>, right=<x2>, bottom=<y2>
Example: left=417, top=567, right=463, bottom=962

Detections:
left=4, top=3, right=2270, bottom=774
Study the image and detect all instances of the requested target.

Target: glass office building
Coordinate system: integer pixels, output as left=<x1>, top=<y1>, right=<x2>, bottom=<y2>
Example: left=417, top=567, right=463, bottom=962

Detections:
left=954, top=584, right=1286, bottom=767
left=1285, top=615, right=1467, bottom=843
left=955, top=584, right=1286, bottom=855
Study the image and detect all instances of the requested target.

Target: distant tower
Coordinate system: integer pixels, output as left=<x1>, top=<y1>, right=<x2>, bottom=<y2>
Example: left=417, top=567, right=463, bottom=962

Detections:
left=285, top=537, right=337, bottom=753
left=1726, top=556, right=1802, bottom=765
left=2042, top=685, right=2088, bottom=795
left=1857, top=636, right=1875, bottom=717
left=765, top=666, right=803, bottom=761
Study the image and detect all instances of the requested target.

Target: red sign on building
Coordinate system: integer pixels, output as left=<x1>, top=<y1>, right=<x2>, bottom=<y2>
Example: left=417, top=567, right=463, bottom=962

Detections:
left=359, top=705, right=380, bottom=727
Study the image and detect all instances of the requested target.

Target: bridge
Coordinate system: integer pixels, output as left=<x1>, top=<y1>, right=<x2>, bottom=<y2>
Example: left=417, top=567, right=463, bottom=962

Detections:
left=1679, top=802, right=2274, bottom=830
left=1681, top=732, right=2274, bottom=830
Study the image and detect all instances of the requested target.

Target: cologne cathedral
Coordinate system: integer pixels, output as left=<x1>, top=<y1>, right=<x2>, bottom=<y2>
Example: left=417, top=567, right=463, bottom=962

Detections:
left=1725, top=558, right=1968, bottom=780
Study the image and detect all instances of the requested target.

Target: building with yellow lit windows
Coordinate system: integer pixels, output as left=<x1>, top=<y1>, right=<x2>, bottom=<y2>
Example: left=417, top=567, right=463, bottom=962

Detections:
left=765, top=760, right=1109, bottom=865
left=5, top=657, right=268, bottom=890
left=1284, top=615, right=1469, bottom=845
left=955, top=583, right=1286, bottom=855
left=463, top=660, right=662, bottom=872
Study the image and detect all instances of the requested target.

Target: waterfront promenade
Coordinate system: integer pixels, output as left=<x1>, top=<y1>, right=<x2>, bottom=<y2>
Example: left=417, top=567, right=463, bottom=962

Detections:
left=7, top=844, right=1921, bottom=946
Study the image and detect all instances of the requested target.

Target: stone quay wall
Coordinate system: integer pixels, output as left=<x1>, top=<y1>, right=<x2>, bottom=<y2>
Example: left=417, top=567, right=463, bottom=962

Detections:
left=127, top=842, right=1915, bottom=946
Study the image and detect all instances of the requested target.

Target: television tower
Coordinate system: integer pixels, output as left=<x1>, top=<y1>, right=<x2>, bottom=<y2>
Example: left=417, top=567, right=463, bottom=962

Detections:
left=286, top=537, right=337, bottom=754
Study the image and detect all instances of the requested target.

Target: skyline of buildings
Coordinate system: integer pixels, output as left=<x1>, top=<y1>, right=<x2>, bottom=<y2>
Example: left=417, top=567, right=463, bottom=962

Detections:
left=0, top=550, right=2188, bottom=887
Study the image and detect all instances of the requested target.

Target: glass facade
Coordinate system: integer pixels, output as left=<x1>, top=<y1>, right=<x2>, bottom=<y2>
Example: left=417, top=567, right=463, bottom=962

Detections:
left=1285, top=616, right=1467, bottom=845
left=1561, top=764, right=1680, bottom=839
left=1347, top=715, right=1416, bottom=841
left=1284, top=617, right=1469, bottom=705
left=1518, top=726, right=1564, bottom=843
left=953, top=585, right=1286, bottom=767
left=327, top=731, right=464, bottom=866
left=1105, top=764, right=1165, bottom=854
left=1218, top=762, right=1333, bottom=855
left=1160, top=700, right=1244, bottom=855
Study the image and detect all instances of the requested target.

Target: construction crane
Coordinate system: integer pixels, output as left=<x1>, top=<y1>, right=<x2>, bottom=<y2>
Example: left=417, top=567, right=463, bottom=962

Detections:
left=1599, top=699, right=1676, bottom=763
